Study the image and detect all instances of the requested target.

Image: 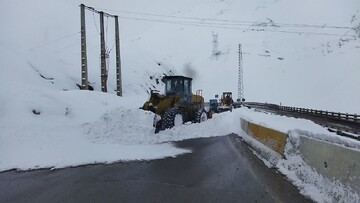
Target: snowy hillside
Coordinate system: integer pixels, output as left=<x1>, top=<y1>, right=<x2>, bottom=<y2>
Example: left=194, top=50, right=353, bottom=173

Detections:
left=1, top=0, right=359, bottom=113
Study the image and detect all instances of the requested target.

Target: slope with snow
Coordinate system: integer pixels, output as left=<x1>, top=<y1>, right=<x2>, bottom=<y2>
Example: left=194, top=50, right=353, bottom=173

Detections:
left=1, top=0, right=359, bottom=112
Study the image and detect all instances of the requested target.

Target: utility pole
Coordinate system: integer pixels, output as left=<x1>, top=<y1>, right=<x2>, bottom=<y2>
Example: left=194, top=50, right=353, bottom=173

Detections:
left=80, top=4, right=88, bottom=90
left=99, top=11, right=107, bottom=92
left=80, top=4, right=122, bottom=95
left=115, top=16, right=122, bottom=96
left=238, top=44, right=244, bottom=102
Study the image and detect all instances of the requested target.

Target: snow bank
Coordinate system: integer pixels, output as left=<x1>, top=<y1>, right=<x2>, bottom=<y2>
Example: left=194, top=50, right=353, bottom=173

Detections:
left=0, top=87, right=238, bottom=172
left=276, top=131, right=359, bottom=203
left=0, top=90, right=189, bottom=172
left=85, top=108, right=237, bottom=144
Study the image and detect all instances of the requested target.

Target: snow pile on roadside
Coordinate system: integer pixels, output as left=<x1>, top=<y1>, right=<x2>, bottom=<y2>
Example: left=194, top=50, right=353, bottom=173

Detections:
left=85, top=108, right=237, bottom=145
left=293, top=129, right=360, bottom=150
left=239, top=130, right=359, bottom=203
left=277, top=131, right=359, bottom=203
left=84, top=108, right=156, bottom=144
left=0, top=91, right=189, bottom=172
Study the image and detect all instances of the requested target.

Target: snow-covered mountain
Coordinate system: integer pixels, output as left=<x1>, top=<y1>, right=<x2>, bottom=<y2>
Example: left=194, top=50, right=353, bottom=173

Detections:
left=1, top=0, right=359, bottom=113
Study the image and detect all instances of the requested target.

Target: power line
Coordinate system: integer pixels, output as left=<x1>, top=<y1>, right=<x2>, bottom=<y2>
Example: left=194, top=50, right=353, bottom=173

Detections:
left=30, top=31, right=80, bottom=50
left=107, top=39, right=116, bottom=54
left=83, top=5, right=116, bottom=17
left=97, top=8, right=354, bottom=30
left=92, top=11, right=100, bottom=34
left=106, top=16, right=109, bottom=48
left=27, top=7, right=357, bottom=52
left=53, top=33, right=99, bottom=53
left=117, top=16, right=355, bottom=37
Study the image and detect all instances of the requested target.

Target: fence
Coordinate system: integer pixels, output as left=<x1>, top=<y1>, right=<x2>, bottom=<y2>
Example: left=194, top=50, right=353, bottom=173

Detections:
left=243, top=102, right=360, bottom=124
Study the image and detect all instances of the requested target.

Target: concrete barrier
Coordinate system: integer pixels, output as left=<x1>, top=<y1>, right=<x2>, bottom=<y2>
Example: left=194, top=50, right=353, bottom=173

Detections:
left=240, top=118, right=360, bottom=192
left=298, top=135, right=360, bottom=192
left=240, top=118, right=287, bottom=156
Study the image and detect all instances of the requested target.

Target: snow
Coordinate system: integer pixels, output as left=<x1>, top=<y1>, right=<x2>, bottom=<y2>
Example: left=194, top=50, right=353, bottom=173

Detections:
left=85, top=108, right=233, bottom=145
left=1, top=0, right=359, bottom=112
left=277, top=131, right=359, bottom=203
left=1, top=0, right=360, bottom=202
left=0, top=91, right=190, bottom=171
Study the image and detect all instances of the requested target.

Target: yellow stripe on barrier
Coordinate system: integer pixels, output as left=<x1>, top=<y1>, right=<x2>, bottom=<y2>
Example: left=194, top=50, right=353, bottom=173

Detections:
left=247, top=122, right=288, bottom=155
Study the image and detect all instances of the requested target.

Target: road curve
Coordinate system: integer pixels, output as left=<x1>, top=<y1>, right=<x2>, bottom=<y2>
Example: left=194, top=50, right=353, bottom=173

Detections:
left=0, top=134, right=312, bottom=203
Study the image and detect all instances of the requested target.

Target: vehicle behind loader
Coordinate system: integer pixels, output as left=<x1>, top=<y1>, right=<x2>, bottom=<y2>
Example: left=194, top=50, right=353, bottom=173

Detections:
left=141, top=75, right=211, bottom=133
left=218, top=92, right=234, bottom=112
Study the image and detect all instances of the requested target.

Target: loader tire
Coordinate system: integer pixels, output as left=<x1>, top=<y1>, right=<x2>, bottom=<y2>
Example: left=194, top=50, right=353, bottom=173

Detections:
left=194, top=108, right=207, bottom=123
left=154, top=120, right=162, bottom=134
left=162, top=108, right=183, bottom=130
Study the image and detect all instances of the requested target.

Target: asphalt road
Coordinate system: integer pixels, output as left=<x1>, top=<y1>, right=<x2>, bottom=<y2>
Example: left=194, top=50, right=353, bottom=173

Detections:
left=0, top=134, right=312, bottom=203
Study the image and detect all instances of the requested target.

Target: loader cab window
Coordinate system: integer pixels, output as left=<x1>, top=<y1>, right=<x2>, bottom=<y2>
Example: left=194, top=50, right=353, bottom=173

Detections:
left=164, top=77, right=192, bottom=98
left=165, top=79, right=184, bottom=96
left=165, top=80, right=172, bottom=95
left=184, top=79, right=191, bottom=96
left=183, top=79, right=192, bottom=103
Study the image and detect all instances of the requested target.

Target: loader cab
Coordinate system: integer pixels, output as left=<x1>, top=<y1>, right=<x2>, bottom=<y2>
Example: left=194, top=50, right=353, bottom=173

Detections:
left=163, top=76, right=192, bottom=100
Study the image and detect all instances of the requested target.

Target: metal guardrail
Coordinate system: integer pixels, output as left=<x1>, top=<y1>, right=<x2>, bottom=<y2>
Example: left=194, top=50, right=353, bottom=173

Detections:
left=279, top=106, right=359, bottom=123
left=243, top=102, right=360, bottom=124
left=235, top=102, right=360, bottom=140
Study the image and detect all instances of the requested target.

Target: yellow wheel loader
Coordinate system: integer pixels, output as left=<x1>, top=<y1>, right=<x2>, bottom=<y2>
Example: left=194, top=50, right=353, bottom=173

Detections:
left=142, top=75, right=211, bottom=133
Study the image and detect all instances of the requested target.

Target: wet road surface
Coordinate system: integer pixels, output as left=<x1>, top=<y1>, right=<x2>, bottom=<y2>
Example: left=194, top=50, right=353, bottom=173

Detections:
left=0, top=134, right=312, bottom=203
